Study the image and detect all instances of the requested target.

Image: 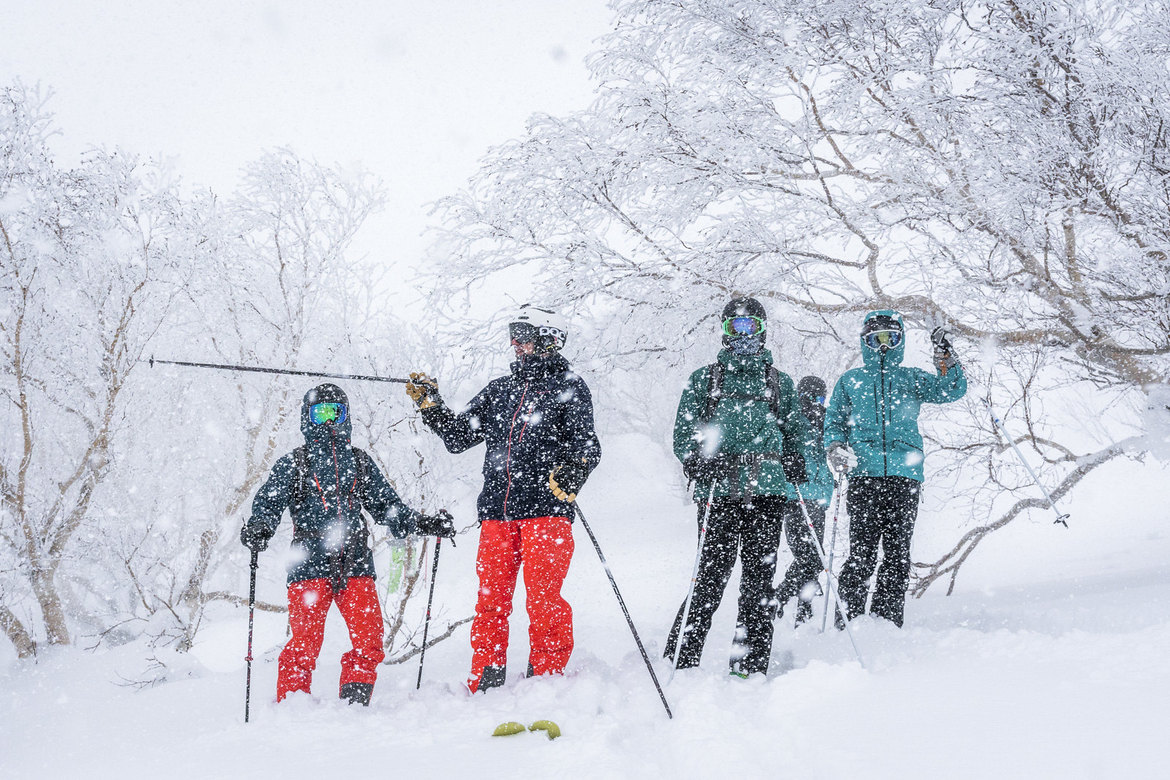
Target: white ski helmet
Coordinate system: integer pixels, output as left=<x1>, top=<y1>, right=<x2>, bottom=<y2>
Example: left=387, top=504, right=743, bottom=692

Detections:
left=508, top=304, right=568, bottom=352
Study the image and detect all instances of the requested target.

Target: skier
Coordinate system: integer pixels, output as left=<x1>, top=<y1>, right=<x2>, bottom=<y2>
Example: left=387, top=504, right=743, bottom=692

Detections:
left=239, top=383, right=456, bottom=706
left=404, top=305, right=601, bottom=693
left=773, top=375, right=835, bottom=626
left=824, top=311, right=966, bottom=627
left=665, top=297, right=808, bottom=677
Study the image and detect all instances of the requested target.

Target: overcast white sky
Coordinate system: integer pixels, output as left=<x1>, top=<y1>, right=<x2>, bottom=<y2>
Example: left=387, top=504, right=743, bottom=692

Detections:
left=1, top=0, right=613, bottom=297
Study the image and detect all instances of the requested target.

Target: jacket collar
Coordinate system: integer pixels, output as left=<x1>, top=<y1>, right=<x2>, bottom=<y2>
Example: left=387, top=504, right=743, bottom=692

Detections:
left=510, top=352, right=570, bottom=381
left=716, top=347, right=774, bottom=372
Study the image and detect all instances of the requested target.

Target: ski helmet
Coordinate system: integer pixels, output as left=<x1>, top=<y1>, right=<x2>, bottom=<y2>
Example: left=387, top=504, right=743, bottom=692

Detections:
left=720, top=297, right=767, bottom=353
left=508, top=304, right=568, bottom=353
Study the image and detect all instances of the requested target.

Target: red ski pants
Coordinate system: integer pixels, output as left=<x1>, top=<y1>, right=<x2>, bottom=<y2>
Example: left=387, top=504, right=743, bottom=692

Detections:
left=467, top=516, right=574, bottom=692
left=276, top=576, right=384, bottom=702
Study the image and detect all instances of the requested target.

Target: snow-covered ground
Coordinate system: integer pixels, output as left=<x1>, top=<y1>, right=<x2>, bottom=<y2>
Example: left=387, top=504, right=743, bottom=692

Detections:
left=3, top=436, right=1167, bottom=779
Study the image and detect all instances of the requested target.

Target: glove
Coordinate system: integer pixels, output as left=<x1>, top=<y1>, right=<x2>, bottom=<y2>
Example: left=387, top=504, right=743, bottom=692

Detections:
left=405, top=372, right=443, bottom=410
left=240, top=522, right=274, bottom=553
left=549, top=459, right=589, bottom=503
left=826, top=442, right=856, bottom=479
left=415, top=509, right=456, bottom=539
left=682, top=451, right=729, bottom=483
left=931, top=327, right=958, bottom=373
left=780, top=450, right=807, bottom=486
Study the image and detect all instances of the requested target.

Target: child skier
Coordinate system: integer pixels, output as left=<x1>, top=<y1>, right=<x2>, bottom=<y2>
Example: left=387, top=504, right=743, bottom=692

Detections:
left=240, top=383, right=455, bottom=705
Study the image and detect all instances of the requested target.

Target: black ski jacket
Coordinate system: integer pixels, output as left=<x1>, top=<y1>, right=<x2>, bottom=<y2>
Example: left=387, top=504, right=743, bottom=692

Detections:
left=246, top=384, right=422, bottom=586
left=422, top=353, right=601, bottom=522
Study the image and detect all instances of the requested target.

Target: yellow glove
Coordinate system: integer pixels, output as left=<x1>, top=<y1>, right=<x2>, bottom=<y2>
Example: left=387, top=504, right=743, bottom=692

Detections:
left=548, top=466, right=576, bottom=503
left=405, top=372, right=441, bottom=410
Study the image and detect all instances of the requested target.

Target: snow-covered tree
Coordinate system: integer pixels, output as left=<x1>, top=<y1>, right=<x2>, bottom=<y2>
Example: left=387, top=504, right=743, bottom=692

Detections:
left=0, top=84, right=201, bottom=655
left=432, top=0, right=1170, bottom=590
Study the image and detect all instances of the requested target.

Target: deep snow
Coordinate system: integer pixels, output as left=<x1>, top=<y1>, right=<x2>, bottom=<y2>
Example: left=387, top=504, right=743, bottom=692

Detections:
left=2, top=435, right=1168, bottom=779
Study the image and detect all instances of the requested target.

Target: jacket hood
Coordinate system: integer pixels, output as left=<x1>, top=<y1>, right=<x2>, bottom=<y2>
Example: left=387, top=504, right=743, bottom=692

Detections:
left=860, top=309, right=905, bottom=369
left=300, top=383, right=353, bottom=442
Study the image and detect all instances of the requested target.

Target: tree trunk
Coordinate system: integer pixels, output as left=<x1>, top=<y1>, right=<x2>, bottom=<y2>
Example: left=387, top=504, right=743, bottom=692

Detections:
left=0, top=602, right=36, bottom=658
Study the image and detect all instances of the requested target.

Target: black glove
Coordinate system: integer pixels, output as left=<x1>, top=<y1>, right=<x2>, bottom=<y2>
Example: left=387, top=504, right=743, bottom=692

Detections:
left=549, top=458, right=590, bottom=502
left=415, top=510, right=456, bottom=539
left=240, top=522, right=274, bottom=553
left=682, top=451, right=728, bottom=483
left=931, top=327, right=958, bottom=372
left=780, top=450, right=807, bottom=486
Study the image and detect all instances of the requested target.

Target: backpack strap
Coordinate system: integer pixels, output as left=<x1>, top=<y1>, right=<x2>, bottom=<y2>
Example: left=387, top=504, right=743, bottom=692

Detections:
left=766, top=365, right=784, bottom=423
left=703, top=362, right=725, bottom=422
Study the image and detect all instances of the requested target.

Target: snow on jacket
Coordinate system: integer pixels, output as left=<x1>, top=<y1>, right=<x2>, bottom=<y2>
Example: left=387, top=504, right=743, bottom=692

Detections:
left=823, top=310, right=967, bottom=482
left=421, top=353, right=601, bottom=522
left=673, top=348, right=808, bottom=500
left=247, top=384, right=422, bottom=586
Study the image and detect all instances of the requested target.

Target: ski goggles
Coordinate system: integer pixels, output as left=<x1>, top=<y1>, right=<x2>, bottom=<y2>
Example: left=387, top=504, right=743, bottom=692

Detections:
left=509, top=322, right=539, bottom=344
left=309, top=402, right=347, bottom=425
left=863, top=330, right=903, bottom=350
left=721, top=315, right=765, bottom=337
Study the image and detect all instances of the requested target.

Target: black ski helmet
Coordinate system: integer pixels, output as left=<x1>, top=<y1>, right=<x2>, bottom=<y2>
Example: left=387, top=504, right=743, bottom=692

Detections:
left=720, top=296, right=767, bottom=349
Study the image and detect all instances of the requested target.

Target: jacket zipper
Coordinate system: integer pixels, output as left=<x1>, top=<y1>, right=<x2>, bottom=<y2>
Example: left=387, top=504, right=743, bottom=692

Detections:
left=502, top=381, right=530, bottom=521
left=879, top=351, right=889, bottom=476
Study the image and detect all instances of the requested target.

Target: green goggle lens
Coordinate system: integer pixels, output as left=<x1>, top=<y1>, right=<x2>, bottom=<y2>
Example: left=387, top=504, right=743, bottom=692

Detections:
left=309, top=402, right=347, bottom=425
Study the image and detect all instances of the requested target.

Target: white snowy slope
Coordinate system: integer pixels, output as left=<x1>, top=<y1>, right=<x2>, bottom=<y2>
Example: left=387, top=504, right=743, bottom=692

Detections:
left=2, top=435, right=1167, bottom=780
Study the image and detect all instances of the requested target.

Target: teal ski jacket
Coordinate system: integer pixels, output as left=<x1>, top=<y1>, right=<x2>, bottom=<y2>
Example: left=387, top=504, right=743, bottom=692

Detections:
left=788, top=408, right=835, bottom=507
left=673, top=348, right=807, bottom=500
left=823, top=310, right=967, bottom=482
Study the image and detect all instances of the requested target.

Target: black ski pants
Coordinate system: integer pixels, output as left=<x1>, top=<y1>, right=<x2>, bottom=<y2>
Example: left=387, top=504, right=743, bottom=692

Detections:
left=665, top=496, right=783, bottom=676
left=775, top=499, right=826, bottom=618
left=837, top=476, right=920, bottom=627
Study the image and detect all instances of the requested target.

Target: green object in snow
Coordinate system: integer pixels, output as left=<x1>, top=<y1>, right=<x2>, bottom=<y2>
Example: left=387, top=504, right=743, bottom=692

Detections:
left=491, top=721, right=527, bottom=737
left=385, top=541, right=407, bottom=594
left=528, top=720, right=561, bottom=740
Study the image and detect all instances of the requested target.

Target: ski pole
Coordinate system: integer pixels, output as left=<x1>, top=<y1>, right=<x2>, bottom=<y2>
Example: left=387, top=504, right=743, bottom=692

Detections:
left=820, top=482, right=844, bottom=633
left=149, top=356, right=409, bottom=384
left=669, top=479, right=717, bottom=684
left=574, top=503, right=673, bottom=719
left=792, top=484, right=866, bottom=669
left=415, top=537, right=442, bottom=690
left=244, top=549, right=259, bottom=723
left=986, top=401, right=1070, bottom=527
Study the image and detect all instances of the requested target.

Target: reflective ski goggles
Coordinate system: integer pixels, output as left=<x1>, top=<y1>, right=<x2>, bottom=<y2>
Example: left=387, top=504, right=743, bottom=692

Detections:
left=309, top=402, right=347, bottom=425
left=721, top=315, right=765, bottom=337
left=863, top=330, right=903, bottom=350
left=509, top=322, right=539, bottom=344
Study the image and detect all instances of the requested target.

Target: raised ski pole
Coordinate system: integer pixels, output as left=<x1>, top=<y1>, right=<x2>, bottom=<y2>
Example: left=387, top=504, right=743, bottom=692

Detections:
left=149, top=356, right=410, bottom=384
left=244, top=548, right=259, bottom=723
left=415, top=537, right=442, bottom=690
left=792, top=484, right=866, bottom=670
left=819, top=483, right=845, bottom=633
left=669, top=480, right=717, bottom=684
left=986, top=401, right=1070, bottom=527
left=574, top=503, right=673, bottom=719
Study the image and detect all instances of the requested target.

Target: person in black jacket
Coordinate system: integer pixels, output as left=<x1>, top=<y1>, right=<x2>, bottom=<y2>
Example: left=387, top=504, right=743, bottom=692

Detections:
left=240, top=383, right=455, bottom=705
left=406, top=305, right=601, bottom=693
